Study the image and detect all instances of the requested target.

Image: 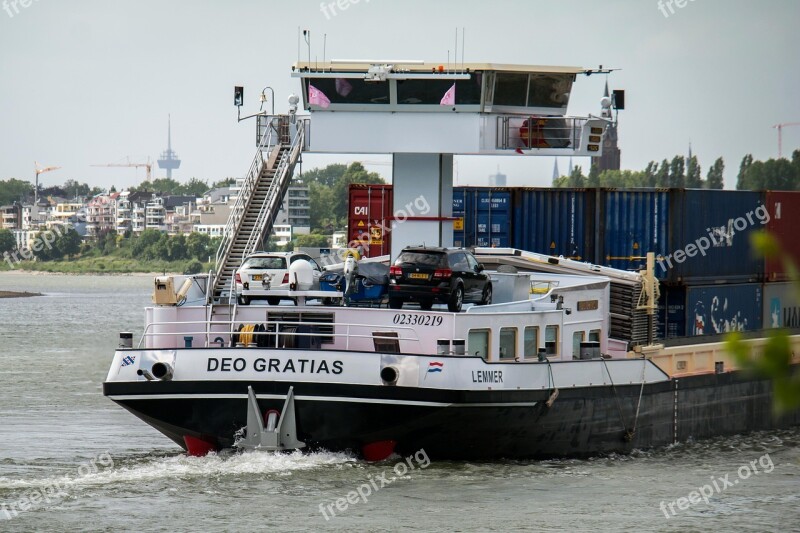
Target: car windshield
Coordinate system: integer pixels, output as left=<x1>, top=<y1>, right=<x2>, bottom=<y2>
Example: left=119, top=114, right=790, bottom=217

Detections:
left=243, top=257, right=286, bottom=269
left=396, top=252, right=446, bottom=267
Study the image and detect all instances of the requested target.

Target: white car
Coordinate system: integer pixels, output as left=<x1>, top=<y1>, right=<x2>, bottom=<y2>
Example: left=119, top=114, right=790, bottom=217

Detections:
left=234, top=252, right=323, bottom=305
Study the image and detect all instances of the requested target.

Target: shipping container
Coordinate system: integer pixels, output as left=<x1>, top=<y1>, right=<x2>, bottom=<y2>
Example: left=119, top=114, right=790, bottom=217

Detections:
left=657, top=282, right=762, bottom=339
left=598, top=189, right=672, bottom=278
left=348, top=184, right=393, bottom=258
left=452, top=187, right=512, bottom=248
left=764, top=191, right=800, bottom=282
left=671, top=190, right=765, bottom=284
left=511, top=188, right=595, bottom=260
left=762, top=282, right=800, bottom=329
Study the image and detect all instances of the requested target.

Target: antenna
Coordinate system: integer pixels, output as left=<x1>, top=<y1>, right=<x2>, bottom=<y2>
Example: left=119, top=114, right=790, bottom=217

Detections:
left=461, top=27, right=465, bottom=72
left=297, top=27, right=301, bottom=64
left=454, top=28, right=458, bottom=75
left=303, top=29, right=311, bottom=66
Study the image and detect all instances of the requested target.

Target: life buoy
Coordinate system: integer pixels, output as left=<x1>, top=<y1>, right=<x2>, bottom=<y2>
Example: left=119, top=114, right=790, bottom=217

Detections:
left=343, top=249, right=361, bottom=261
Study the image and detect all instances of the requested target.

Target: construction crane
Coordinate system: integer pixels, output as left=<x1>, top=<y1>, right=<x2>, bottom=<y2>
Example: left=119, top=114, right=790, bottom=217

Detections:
left=34, top=161, right=61, bottom=205
left=92, top=159, right=153, bottom=181
left=772, top=122, right=800, bottom=158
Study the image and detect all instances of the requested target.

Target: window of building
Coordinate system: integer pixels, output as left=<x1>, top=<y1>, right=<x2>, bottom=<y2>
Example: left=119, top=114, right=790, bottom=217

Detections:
left=572, top=331, right=585, bottom=360
left=545, top=325, right=559, bottom=356
left=524, top=326, right=539, bottom=358
left=499, top=328, right=517, bottom=360
left=589, top=329, right=601, bottom=342
left=468, top=329, right=490, bottom=360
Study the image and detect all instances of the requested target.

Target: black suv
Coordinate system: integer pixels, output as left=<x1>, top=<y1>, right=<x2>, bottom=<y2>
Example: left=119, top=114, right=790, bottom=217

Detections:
left=388, top=247, right=492, bottom=312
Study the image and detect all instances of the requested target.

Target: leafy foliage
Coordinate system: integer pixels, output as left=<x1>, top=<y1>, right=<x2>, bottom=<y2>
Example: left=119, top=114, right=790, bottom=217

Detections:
left=726, top=231, right=800, bottom=415
left=0, top=229, right=15, bottom=254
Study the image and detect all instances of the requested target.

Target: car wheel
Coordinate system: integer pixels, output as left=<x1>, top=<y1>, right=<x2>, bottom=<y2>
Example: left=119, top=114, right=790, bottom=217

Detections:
left=238, top=295, right=250, bottom=305
left=479, top=284, right=492, bottom=306
left=447, top=285, right=464, bottom=312
left=419, top=299, right=434, bottom=310
left=267, top=297, right=281, bottom=306
left=388, top=298, right=403, bottom=309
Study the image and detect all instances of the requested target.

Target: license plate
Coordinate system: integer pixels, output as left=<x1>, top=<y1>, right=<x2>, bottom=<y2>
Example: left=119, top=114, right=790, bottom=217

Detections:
left=409, top=273, right=429, bottom=280
left=252, top=275, right=262, bottom=281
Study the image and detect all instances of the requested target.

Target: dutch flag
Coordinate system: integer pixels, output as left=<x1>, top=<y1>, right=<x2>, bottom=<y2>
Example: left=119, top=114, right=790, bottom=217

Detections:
left=427, top=362, right=444, bottom=373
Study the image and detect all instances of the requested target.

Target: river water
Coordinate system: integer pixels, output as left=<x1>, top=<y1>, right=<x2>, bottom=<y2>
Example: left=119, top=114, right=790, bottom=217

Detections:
left=0, top=273, right=798, bottom=532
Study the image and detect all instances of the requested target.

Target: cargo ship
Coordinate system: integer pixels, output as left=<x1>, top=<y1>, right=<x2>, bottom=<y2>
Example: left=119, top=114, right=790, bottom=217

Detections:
left=103, top=57, right=800, bottom=460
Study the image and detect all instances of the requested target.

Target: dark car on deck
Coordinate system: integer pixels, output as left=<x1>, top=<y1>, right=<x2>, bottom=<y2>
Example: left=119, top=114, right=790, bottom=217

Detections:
left=388, top=247, right=492, bottom=312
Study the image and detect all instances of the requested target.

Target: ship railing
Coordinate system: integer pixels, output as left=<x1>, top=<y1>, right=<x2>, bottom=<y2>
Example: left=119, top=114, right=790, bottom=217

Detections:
left=213, top=122, right=275, bottom=270
left=137, top=318, right=424, bottom=351
left=236, top=119, right=306, bottom=287
left=496, top=115, right=592, bottom=151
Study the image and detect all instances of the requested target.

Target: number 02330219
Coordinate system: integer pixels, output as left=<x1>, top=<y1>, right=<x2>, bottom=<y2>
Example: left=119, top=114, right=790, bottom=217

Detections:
left=392, top=314, right=444, bottom=326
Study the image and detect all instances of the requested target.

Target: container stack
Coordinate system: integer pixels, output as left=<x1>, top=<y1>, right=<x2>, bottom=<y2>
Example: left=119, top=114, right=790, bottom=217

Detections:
left=348, top=184, right=800, bottom=340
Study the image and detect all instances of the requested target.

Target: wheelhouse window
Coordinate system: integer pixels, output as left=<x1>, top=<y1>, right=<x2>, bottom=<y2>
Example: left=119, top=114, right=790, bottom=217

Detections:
left=396, top=78, right=481, bottom=105
left=524, top=326, right=539, bottom=358
left=494, top=73, right=528, bottom=107
left=499, top=328, right=517, bottom=360
left=305, top=78, right=390, bottom=105
left=468, top=329, right=490, bottom=360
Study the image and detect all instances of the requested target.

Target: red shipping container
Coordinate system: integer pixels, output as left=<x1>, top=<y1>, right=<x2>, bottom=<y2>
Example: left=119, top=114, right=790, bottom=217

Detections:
left=765, top=191, right=800, bottom=281
left=348, top=184, right=393, bottom=258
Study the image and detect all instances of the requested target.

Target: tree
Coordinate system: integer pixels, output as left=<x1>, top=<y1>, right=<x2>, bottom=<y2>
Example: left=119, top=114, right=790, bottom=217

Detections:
left=706, top=157, right=725, bottom=189
left=737, top=154, right=754, bottom=190
left=655, top=159, right=670, bottom=187
left=212, top=177, right=237, bottom=189
left=587, top=163, right=601, bottom=188
left=0, top=228, right=15, bottom=254
left=0, top=178, right=33, bottom=205
left=685, top=155, right=702, bottom=188
left=183, top=178, right=209, bottom=197
left=297, top=164, right=348, bottom=188
left=567, top=165, right=585, bottom=188
left=644, top=161, right=659, bottom=188
left=168, top=233, right=188, bottom=261
left=668, top=156, right=685, bottom=188
left=55, top=228, right=82, bottom=259
left=186, top=232, right=212, bottom=260
left=295, top=234, right=329, bottom=247
left=63, top=179, right=91, bottom=199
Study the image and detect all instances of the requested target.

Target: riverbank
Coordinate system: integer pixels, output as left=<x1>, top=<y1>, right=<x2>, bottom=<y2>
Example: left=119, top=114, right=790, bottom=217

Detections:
left=0, top=257, right=211, bottom=275
left=0, top=290, right=43, bottom=298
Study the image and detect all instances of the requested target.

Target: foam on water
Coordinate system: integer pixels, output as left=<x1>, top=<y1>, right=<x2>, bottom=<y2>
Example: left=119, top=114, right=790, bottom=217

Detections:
left=0, top=450, right=358, bottom=493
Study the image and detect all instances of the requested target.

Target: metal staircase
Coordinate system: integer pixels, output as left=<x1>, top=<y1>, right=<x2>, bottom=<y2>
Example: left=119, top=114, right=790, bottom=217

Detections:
left=211, top=116, right=306, bottom=302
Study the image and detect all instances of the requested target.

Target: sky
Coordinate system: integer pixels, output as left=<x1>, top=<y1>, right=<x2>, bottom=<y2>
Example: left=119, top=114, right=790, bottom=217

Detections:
left=0, top=0, right=798, bottom=191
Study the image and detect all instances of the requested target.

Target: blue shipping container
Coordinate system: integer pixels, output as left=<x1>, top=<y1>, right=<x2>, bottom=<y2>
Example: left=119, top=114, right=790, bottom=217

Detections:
left=599, top=189, right=672, bottom=278
left=453, top=188, right=511, bottom=248
left=672, top=190, right=765, bottom=284
left=512, top=189, right=594, bottom=260
left=658, top=283, right=762, bottom=339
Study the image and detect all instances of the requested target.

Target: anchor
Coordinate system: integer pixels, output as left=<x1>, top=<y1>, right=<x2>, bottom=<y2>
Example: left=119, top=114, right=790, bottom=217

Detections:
left=235, top=385, right=306, bottom=451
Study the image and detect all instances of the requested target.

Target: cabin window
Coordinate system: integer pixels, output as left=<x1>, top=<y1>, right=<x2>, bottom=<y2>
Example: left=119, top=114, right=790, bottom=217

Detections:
left=305, top=78, right=390, bottom=105
left=527, top=74, right=573, bottom=108
left=572, top=331, right=585, bottom=359
left=494, top=73, right=528, bottom=107
left=396, top=78, right=481, bottom=105
left=499, top=328, right=517, bottom=360
left=589, top=329, right=601, bottom=343
left=468, top=329, right=490, bottom=360
left=523, top=326, right=539, bottom=358
left=545, top=325, right=559, bottom=356
left=373, top=331, right=400, bottom=353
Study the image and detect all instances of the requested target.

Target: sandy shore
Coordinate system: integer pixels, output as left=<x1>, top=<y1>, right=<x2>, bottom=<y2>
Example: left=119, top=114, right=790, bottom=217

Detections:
left=0, top=290, right=43, bottom=298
